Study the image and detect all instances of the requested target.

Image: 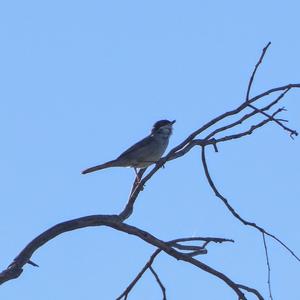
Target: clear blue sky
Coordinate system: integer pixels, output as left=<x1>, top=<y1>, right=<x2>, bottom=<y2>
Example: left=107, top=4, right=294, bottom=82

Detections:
left=1, top=1, right=299, bottom=299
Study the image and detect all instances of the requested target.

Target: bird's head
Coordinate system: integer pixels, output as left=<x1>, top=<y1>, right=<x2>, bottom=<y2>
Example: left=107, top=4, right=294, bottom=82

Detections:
left=151, top=119, right=176, bottom=136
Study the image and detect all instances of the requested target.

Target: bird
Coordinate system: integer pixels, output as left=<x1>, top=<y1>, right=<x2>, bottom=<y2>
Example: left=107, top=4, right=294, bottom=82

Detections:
left=81, top=119, right=175, bottom=177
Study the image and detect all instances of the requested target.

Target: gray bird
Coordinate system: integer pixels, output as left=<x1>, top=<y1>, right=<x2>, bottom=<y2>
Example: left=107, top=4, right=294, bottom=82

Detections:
left=82, top=119, right=175, bottom=176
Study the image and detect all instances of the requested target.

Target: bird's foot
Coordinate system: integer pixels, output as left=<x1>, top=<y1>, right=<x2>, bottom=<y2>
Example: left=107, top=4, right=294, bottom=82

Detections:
left=156, top=162, right=165, bottom=169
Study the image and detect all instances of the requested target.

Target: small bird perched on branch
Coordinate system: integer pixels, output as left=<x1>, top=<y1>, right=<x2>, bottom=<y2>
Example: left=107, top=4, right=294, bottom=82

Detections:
left=81, top=119, right=176, bottom=178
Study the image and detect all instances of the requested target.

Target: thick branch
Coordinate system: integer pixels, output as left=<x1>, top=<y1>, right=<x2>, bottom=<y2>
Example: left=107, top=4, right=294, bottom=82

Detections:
left=0, top=216, right=250, bottom=300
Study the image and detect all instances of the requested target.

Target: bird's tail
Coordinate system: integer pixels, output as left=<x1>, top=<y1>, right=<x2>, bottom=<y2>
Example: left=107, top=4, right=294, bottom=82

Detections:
left=81, top=159, right=120, bottom=174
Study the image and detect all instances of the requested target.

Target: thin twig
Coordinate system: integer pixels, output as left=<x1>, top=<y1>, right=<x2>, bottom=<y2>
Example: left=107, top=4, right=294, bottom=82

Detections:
left=237, top=284, right=265, bottom=300
left=212, top=108, right=283, bottom=144
left=171, top=243, right=206, bottom=252
left=168, top=236, right=233, bottom=255
left=249, top=84, right=300, bottom=103
left=201, top=145, right=300, bottom=263
left=167, top=237, right=234, bottom=244
left=246, top=42, right=272, bottom=102
left=177, top=109, right=284, bottom=151
left=262, top=233, right=273, bottom=300
left=247, top=87, right=298, bottom=139
left=149, top=266, right=167, bottom=300
left=245, top=42, right=297, bottom=136
left=205, top=94, right=280, bottom=141
left=116, top=249, right=161, bottom=300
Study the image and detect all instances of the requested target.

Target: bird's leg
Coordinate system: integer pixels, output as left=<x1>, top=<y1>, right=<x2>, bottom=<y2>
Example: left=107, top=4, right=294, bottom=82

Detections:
left=134, top=167, right=142, bottom=183
left=133, top=168, right=146, bottom=190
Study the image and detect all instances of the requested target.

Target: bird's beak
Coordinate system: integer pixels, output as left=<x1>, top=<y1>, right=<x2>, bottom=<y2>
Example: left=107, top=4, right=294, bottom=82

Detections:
left=171, top=120, right=176, bottom=125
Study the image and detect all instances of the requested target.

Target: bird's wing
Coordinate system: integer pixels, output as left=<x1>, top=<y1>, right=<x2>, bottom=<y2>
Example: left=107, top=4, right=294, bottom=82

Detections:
left=117, top=134, right=153, bottom=160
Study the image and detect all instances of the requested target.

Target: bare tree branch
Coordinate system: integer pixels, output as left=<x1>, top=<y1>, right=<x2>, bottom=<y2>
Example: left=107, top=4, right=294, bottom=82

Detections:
left=262, top=233, right=274, bottom=300
left=149, top=266, right=167, bottom=300
left=120, top=82, right=299, bottom=221
left=0, top=216, right=252, bottom=300
left=250, top=83, right=300, bottom=103
left=201, top=145, right=300, bottom=263
left=246, top=42, right=297, bottom=138
left=212, top=107, right=285, bottom=143
left=1, top=44, right=299, bottom=299
left=247, top=100, right=297, bottom=138
left=116, top=236, right=233, bottom=300
left=246, top=42, right=272, bottom=102
left=116, top=249, right=161, bottom=300
left=237, top=284, right=265, bottom=300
